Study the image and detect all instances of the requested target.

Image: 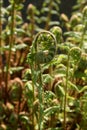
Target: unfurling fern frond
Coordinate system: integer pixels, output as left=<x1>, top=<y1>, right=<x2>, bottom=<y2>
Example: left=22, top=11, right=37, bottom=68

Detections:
left=30, top=31, right=57, bottom=64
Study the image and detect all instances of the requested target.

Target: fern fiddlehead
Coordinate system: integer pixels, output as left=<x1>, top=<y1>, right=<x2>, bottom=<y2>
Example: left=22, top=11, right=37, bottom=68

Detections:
left=27, top=30, right=57, bottom=130
left=32, top=30, right=57, bottom=64
left=34, top=31, right=56, bottom=130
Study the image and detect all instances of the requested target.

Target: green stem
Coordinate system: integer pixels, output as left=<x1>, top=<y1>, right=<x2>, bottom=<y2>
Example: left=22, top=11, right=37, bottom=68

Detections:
left=79, top=28, right=85, bottom=49
left=49, top=64, right=53, bottom=90
left=37, top=64, right=43, bottom=130
left=79, top=15, right=87, bottom=48
left=45, top=0, right=53, bottom=30
left=5, top=2, right=15, bottom=103
left=64, top=54, right=69, bottom=130
left=31, top=64, right=35, bottom=130
left=30, top=10, right=35, bottom=39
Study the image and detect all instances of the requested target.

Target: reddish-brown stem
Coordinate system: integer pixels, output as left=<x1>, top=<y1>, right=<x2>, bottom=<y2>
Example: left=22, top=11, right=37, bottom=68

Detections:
left=5, top=3, right=15, bottom=103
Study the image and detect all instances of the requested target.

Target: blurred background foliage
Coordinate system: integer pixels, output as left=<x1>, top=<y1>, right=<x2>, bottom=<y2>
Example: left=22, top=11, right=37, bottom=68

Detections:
left=3, top=0, right=76, bottom=21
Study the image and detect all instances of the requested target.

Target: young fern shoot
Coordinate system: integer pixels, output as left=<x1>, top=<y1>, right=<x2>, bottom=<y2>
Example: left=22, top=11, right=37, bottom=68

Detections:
left=63, top=47, right=82, bottom=130
left=27, top=30, right=57, bottom=130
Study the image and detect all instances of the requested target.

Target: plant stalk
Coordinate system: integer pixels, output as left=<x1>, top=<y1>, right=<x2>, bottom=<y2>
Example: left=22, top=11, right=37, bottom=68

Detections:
left=37, top=64, right=43, bottom=130
left=0, top=0, right=2, bottom=48
left=64, top=54, right=69, bottom=130
left=79, top=28, right=86, bottom=49
left=5, top=2, right=15, bottom=103
left=45, top=0, right=53, bottom=30
left=0, top=0, right=3, bottom=84
left=79, top=14, right=87, bottom=48
left=29, top=9, right=35, bottom=39
left=31, top=64, right=35, bottom=130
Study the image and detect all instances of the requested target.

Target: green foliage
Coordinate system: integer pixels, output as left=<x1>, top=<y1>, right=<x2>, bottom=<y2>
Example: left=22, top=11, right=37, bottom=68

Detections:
left=0, top=0, right=87, bottom=130
left=41, top=0, right=60, bottom=29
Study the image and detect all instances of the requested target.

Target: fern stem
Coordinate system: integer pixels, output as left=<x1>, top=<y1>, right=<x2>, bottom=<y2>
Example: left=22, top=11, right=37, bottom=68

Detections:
left=5, top=2, right=15, bottom=103
left=45, top=0, right=53, bottom=30
left=49, top=64, right=53, bottom=90
left=31, top=64, right=35, bottom=130
left=79, top=27, right=86, bottom=49
left=37, top=64, right=43, bottom=130
left=0, top=0, right=2, bottom=48
left=0, top=0, right=3, bottom=83
left=79, top=12, right=87, bottom=48
left=64, top=54, right=69, bottom=130
left=29, top=10, right=35, bottom=39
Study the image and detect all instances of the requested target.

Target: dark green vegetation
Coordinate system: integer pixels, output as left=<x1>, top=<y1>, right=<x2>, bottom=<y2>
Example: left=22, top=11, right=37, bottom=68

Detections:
left=0, top=0, right=87, bottom=130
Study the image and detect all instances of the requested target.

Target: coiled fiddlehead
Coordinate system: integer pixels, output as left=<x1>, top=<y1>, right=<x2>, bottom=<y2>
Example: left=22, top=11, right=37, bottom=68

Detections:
left=31, top=30, right=57, bottom=64
left=27, top=31, right=57, bottom=130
